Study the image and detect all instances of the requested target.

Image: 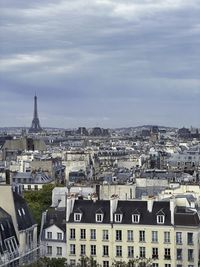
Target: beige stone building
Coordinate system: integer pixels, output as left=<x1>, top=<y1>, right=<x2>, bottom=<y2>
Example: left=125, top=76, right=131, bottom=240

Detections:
left=65, top=195, right=200, bottom=267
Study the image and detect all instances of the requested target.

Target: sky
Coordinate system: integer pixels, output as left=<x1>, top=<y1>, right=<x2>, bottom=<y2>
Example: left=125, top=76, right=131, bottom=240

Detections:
left=0, top=0, right=200, bottom=129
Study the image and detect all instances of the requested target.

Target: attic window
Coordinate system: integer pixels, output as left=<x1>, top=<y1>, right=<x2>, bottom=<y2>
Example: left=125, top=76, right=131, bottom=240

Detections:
left=18, top=209, right=22, bottom=216
left=0, top=224, right=4, bottom=231
left=157, top=215, right=165, bottom=224
left=22, top=208, right=25, bottom=215
left=74, top=213, right=82, bottom=222
left=96, top=214, right=103, bottom=222
left=132, top=214, right=140, bottom=223
left=115, top=214, right=122, bottom=223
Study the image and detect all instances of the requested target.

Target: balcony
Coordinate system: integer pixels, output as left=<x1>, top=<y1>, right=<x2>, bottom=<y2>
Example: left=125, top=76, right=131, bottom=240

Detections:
left=164, top=255, right=171, bottom=260
left=152, top=255, right=158, bottom=259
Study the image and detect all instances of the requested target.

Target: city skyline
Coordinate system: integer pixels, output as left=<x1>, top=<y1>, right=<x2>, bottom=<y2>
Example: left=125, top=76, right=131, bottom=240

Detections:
left=0, top=0, right=200, bottom=128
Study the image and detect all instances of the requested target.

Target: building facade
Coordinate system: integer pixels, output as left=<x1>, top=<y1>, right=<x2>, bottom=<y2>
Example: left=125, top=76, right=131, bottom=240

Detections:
left=66, top=195, right=200, bottom=267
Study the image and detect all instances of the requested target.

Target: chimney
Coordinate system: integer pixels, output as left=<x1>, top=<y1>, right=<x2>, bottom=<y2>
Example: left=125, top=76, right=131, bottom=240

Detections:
left=66, top=194, right=75, bottom=222
left=92, top=193, right=98, bottom=203
left=5, top=169, right=10, bottom=185
left=170, top=197, right=176, bottom=225
left=110, top=194, right=119, bottom=222
left=147, top=197, right=154, bottom=213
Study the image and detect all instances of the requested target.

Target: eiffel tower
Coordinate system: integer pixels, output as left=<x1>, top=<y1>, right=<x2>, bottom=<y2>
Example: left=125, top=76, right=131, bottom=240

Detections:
left=29, top=95, right=43, bottom=133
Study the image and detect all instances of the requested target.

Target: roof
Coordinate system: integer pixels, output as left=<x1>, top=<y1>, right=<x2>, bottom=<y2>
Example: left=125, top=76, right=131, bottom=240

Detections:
left=68, top=199, right=200, bottom=227
left=43, top=208, right=66, bottom=232
left=13, top=192, right=36, bottom=230
left=174, top=207, right=200, bottom=227
left=69, top=200, right=110, bottom=224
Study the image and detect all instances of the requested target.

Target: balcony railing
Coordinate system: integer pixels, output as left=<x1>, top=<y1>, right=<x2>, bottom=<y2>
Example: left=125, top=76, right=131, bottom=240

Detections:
left=0, top=246, right=40, bottom=267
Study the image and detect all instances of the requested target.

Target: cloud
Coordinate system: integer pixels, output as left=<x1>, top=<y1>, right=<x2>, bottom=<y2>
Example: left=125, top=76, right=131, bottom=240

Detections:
left=0, top=0, right=200, bottom=127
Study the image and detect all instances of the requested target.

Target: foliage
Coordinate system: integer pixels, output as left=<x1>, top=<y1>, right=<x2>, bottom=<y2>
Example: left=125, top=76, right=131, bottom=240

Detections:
left=23, top=184, right=55, bottom=231
left=77, top=256, right=101, bottom=267
left=22, top=257, right=67, bottom=267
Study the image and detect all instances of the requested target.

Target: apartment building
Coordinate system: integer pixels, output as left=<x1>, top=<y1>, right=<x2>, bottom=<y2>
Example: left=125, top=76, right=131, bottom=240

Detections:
left=0, top=185, right=38, bottom=266
left=40, top=208, right=66, bottom=259
left=66, top=195, right=200, bottom=267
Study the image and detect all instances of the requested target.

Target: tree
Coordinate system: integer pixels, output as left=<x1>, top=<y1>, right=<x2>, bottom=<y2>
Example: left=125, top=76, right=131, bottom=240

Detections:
left=77, top=256, right=101, bottom=267
left=24, top=184, right=55, bottom=233
left=22, top=257, right=67, bottom=267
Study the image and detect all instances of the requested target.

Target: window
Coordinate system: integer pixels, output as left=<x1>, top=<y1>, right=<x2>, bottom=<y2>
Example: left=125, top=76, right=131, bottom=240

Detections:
left=103, top=230, right=109, bottom=241
left=57, top=232, right=62, bottom=240
left=103, top=261, right=109, bottom=267
left=47, top=246, right=52, bottom=255
left=57, top=247, right=62, bottom=256
left=164, top=265, right=171, bottom=267
left=152, top=264, right=159, bottom=267
left=152, top=231, right=158, bottom=242
left=90, top=229, right=96, bottom=240
left=176, top=232, right=182, bottom=244
left=164, top=248, right=171, bottom=260
left=115, top=214, right=122, bottom=222
left=157, top=215, right=165, bottom=224
left=164, top=232, right=170, bottom=243
left=80, top=229, right=86, bottom=240
left=139, top=231, right=145, bottom=242
left=103, top=245, right=109, bottom=256
left=47, top=231, right=52, bottom=239
left=70, top=244, right=76, bottom=255
left=96, top=214, right=103, bottom=222
left=132, top=214, right=140, bottom=223
left=140, top=247, right=146, bottom=258
left=152, top=247, right=158, bottom=259
left=127, top=230, right=133, bottom=241
left=0, top=224, right=4, bottom=231
left=128, top=246, right=134, bottom=258
left=70, top=228, right=75, bottom=240
left=187, top=233, right=193, bottom=245
left=80, top=244, right=86, bottom=256
left=116, top=246, right=122, bottom=257
left=188, top=249, right=194, bottom=261
left=4, top=237, right=18, bottom=253
left=74, top=213, right=81, bottom=222
left=91, top=245, right=96, bottom=256
left=116, top=230, right=122, bottom=241
left=176, top=249, right=182, bottom=260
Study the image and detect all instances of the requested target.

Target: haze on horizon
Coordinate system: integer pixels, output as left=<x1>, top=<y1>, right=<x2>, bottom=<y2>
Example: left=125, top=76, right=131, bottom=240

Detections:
left=0, top=0, right=200, bottom=129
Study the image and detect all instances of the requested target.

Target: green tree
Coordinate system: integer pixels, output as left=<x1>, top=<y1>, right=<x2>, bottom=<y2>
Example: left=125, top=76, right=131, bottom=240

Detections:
left=22, top=257, right=67, bottom=267
left=24, top=184, right=55, bottom=232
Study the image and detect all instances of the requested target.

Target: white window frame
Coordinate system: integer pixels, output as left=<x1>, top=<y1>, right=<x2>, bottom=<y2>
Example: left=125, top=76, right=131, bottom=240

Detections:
left=157, top=215, right=165, bottom=224
left=132, top=214, right=140, bottom=223
left=96, top=213, right=103, bottom=222
left=74, top=213, right=82, bottom=222
left=115, top=214, right=122, bottom=223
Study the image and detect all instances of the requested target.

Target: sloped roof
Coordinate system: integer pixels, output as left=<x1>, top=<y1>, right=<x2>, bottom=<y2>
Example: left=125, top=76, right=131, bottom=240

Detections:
left=13, top=192, right=36, bottom=230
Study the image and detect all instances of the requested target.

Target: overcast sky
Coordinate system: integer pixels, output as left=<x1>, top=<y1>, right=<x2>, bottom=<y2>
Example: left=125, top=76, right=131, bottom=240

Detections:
left=0, top=0, right=200, bottom=128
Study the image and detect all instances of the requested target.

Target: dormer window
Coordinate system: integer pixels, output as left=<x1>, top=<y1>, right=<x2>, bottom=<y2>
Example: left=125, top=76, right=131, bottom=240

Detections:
left=74, top=213, right=82, bottom=222
left=132, top=214, right=140, bottom=223
left=0, top=224, right=4, bottom=231
left=18, top=209, right=21, bottom=216
left=115, top=214, right=122, bottom=223
left=96, top=214, right=103, bottom=222
left=157, top=215, right=165, bottom=224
